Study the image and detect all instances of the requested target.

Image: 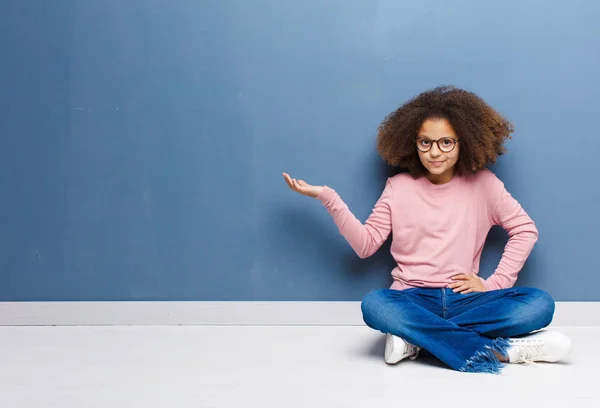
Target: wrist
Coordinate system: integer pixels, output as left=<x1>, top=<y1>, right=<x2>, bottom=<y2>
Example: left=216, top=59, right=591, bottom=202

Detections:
left=316, top=185, right=335, bottom=204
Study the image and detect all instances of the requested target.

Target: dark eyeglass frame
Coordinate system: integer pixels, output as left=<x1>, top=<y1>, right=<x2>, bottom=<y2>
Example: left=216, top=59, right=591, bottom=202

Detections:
left=415, top=137, right=460, bottom=153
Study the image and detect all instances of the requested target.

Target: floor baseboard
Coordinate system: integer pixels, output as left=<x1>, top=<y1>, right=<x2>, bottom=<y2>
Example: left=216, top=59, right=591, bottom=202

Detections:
left=0, top=301, right=597, bottom=326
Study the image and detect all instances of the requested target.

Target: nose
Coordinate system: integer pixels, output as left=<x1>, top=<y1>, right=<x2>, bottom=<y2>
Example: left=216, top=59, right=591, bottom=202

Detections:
left=429, top=142, right=442, bottom=157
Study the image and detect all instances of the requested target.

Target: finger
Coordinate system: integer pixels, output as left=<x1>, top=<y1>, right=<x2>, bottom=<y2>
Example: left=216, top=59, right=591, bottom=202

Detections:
left=452, top=283, right=471, bottom=293
left=451, top=274, right=468, bottom=280
left=448, top=282, right=463, bottom=288
left=459, top=288, right=475, bottom=294
left=286, top=177, right=298, bottom=191
left=297, top=180, right=307, bottom=186
left=292, top=179, right=306, bottom=193
left=283, top=173, right=293, bottom=185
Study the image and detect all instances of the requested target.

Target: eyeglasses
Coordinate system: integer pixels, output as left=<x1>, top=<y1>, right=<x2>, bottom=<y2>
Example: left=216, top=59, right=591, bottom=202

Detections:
left=415, top=137, right=459, bottom=153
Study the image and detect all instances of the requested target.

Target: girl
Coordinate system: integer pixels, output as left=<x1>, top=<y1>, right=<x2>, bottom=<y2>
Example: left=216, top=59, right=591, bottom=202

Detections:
left=282, top=85, right=571, bottom=374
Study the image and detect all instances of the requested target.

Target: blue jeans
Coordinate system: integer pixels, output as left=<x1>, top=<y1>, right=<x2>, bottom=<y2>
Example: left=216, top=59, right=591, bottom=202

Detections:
left=361, top=287, right=555, bottom=373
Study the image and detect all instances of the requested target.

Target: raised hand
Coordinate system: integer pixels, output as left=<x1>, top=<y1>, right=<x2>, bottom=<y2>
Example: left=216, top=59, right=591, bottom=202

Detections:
left=282, top=172, right=323, bottom=198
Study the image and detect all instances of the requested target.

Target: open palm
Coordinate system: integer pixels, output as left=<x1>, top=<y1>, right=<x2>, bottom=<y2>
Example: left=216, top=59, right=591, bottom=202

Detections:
left=282, top=172, right=323, bottom=198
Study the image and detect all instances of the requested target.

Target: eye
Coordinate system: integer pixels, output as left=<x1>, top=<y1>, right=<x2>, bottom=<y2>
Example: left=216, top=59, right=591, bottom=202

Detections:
left=441, top=139, right=452, bottom=146
left=419, top=139, right=430, bottom=146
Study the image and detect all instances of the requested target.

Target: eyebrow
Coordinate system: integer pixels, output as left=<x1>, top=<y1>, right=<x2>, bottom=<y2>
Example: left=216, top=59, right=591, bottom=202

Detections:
left=417, top=135, right=454, bottom=139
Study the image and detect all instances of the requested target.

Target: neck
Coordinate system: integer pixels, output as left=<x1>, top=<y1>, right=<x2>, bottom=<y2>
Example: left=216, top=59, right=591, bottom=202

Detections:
left=426, top=168, right=456, bottom=185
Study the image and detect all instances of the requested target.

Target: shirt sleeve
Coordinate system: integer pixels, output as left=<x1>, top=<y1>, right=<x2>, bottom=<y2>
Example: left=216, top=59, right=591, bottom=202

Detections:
left=316, top=179, right=393, bottom=259
left=482, top=174, right=539, bottom=290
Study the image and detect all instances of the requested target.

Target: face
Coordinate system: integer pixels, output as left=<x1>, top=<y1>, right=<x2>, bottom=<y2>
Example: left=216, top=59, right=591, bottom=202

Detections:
left=416, top=118, right=460, bottom=184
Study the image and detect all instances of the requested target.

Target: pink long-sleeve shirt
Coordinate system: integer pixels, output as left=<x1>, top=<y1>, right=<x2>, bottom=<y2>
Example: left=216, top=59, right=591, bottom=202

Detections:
left=317, top=169, right=538, bottom=291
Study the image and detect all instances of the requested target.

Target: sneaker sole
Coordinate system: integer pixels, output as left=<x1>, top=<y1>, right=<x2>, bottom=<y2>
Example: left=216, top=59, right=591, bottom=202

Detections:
left=384, top=333, right=400, bottom=364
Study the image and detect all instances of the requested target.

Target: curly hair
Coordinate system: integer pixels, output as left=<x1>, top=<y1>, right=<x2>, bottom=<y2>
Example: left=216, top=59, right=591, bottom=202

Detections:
left=377, top=85, right=514, bottom=177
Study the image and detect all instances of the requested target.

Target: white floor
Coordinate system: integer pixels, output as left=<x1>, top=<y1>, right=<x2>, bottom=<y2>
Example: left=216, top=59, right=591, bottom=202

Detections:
left=0, top=325, right=597, bottom=407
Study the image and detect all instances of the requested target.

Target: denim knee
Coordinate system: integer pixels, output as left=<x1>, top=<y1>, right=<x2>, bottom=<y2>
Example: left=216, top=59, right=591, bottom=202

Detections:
left=360, top=289, right=409, bottom=332
left=512, top=287, right=555, bottom=330
left=361, top=289, right=385, bottom=327
left=361, top=289, right=382, bottom=309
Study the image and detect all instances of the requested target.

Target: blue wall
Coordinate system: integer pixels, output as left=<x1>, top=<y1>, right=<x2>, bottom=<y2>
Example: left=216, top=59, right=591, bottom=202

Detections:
left=1, top=0, right=598, bottom=301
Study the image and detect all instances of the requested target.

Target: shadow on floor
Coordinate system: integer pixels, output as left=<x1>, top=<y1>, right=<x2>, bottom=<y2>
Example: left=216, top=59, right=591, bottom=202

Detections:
left=363, top=335, right=450, bottom=370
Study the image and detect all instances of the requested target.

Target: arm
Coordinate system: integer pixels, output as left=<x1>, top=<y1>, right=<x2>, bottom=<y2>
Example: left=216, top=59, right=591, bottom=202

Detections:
left=316, top=180, right=393, bottom=259
left=481, top=176, right=539, bottom=291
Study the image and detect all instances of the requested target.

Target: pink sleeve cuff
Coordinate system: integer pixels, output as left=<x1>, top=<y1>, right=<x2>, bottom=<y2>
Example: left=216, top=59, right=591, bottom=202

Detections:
left=481, top=278, right=494, bottom=291
left=317, top=185, right=336, bottom=206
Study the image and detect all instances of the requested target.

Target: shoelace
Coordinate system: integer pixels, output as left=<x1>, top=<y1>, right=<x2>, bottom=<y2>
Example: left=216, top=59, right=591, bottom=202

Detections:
left=403, top=345, right=420, bottom=360
left=510, top=339, right=545, bottom=365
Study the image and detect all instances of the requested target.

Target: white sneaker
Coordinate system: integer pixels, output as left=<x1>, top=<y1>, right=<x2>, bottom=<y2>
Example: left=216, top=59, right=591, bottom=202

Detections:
left=384, top=333, right=420, bottom=364
left=507, top=330, right=572, bottom=364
